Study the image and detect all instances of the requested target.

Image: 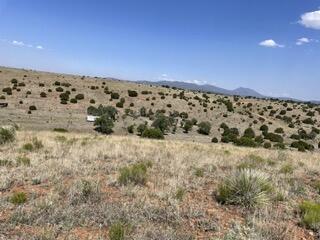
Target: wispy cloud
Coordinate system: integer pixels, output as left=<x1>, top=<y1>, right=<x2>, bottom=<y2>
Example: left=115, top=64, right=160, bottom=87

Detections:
left=1, top=39, right=45, bottom=50
left=158, top=74, right=207, bottom=85
left=299, top=10, right=320, bottom=30
left=259, top=39, right=284, bottom=48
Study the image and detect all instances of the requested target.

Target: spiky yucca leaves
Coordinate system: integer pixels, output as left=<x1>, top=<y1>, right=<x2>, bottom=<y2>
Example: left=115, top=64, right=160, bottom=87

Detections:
left=217, top=169, right=273, bottom=208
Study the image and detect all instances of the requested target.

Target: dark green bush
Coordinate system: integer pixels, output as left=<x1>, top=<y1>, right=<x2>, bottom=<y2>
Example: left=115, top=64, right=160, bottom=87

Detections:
left=75, top=93, right=84, bottom=100
left=137, top=123, right=147, bottom=136
left=141, top=128, right=164, bottom=139
left=274, top=128, right=284, bottom=134
left=211, top=137, right=219, bottom=143
left=128, top=90, right=138, bottom=97
left=263, top=142, right=272, bottom=149
left=70, top=98, right=77, bottom=103
left=264, top=132, right=283, bottom=143
left=291, top=141, right=314, bottom=152
left=111, top=92, right=120, bottom=99
left=235, top=137, right=257, bottom=147
left=197, top=121, right=211, bottom=135
left=56, top=87, right=64, bottom=92
left=118, top=162, right=152, bottom=185
left=0, top=127, right=15, bottom=145
left=94, top=114, right=114, bottom=134
left=29, top=105, right=37, bottom=111
left=90, top=99, right=95, bottom=104
left=243, top=128, right=255, bottom=139
left=116, top=101, right=124, bottom=108
left=127, top=125, right=135, bottom=134
left=40, top=92, right=47, bottom=98
left=152, top=115, right=173, bottom=133
left=10, top=192, right=27, bottom=205
left=183, top=120, right=193, bottom=133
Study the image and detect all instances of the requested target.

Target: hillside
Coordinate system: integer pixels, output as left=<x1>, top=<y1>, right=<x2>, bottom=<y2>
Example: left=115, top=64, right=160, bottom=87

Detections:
left=0, top=66, right=319, bottom=151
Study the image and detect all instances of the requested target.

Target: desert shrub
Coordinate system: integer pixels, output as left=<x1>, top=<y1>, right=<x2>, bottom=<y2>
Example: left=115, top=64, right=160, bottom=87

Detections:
left=211, top=137, right=219, bottom=143
left=67, top=179, right=100, bottom=205
left=194, top=167, right=204, bottom=177
left=254, top=135, right=264, bottom=145
left=141, top=128, right=164, bottom=139
left=179, top=112, right=188, bottom=119
left=118, top=162, right=151, bottom=185
left=175, top=187, right=186, bottom=201
left=75, top=93, right=84, bottom=100
left=183, top=120, right=193, bottom=133
left=221, top=127, right=239, bottom=143
left=152, top=114, right=172, bottom=133
left=29, top=105, right=37, bottom=111
left=10, top=192, right=27, bottom=205
left=127, top=125, right=135, bottom=134
left=303, top=118, right=314, bottom=125
left=217, top=169, right=272, bottom=208
left=2, top=87, right=12, bottom=95
left=87, top=105, right=117, bottom=119
left=90, top=99, right=95, bottom=104
left=70, top=98, right=77, bottom=103
left=55, top=87, right=64, bottom=92
left=197, top=121, right=211, bottom=135
left=137, top=123, right=147, bottom=135
left=128, top=90, right=138, bottom=97
left=109, top=222, right=125, bottom=240
left=53, top=128, right=68, bottom=133
left=94, top=114, right=114, bottom=134
left=299, top=201, right=320, bottom=230
left=0, top=127, right=15, bottom=145
left=0, top=95, right=5, bottom=100
left=54, top=81, right=61, bottom=86
left=16, top=156, right=31, bottom=166
left=279, top=110, right=286, bottom=115
left=59, top=92, right=69, bottom=101
left=279, top=163, right=294, bottom=174
left=243, top=127, right=255, bottom=139
left=235, top=137, right=257, bottom=147
left=22, top=143, right=33, bottom=151
left=116, top=101, right=124, bottom=108
left=11, top=78, right=18, bottom=84
left=264, top=132, right=283, bottom=143
left=291, top=141, right=314, bottom=152
left=111, top=92, right=120, bottom=99
left=274, top=128, right=284, bottom=134
left=274, top=143, right=286, bottom=149
left=40, top=92, right=47, bottom=98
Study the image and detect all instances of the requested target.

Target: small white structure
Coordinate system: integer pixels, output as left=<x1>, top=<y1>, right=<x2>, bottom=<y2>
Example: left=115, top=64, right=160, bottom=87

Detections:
left=86, top=115, right=98, bottom=122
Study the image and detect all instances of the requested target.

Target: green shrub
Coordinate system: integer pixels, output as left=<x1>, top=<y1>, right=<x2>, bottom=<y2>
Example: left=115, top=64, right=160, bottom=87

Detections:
left=127, top=125, right=135, bottom=134
left=56, top=87, right=64, bottom=92
left=217, top=169, right=272, bottom=208
left=29, top=105, right=37, bottom=111
left=16, top=156, right=31, bottom=166
left=194, top=167, right=204, bottom=177
left=260, top=125, right=269, bottom=132
left=53, top=128, right=68, bottom=133
left=22, top=143, right=34, bottom=151
left=116, top=101, right=124, bottom=108
left=152, top=115, right=172, bottom=133
left=302, top=118, right=314, bottom=125
left=128, top=90, right=138, bottom=97
left=94, top=114, right=114, bottom=134
left=175, top=187, right=185, bottom=201
left=274, top=128, right=284, bottom=134
left=111, top=92, right=120, bottom=99
left=75, top=93, right=84, bottom=100
left=235, top=137, right=257, bottom=147
left=211, top=137, right=219, bottom=143
left=243, top=128, right=255, bottom=139
left=118, top=162, right=151, bottom=185
left=299, top=201, right=320, bottom=230
left=40, top=92, right=47, bottom=98
left=197, top=121, right=211, bottom=135
left=10, top=192, right=27, bottom=205
left=183, top=120, right=193, bottom=133
left=264, top=132, right=283, bottom=143
left=70, top=98, right=77, bottom=103
left=137, top=123, right=147, bottom=136
left=279, top=163, right=294, bottom=174
left=141, top=128, right=164, bottom=139
left=109, top=222, right=125, bottom=240
left=90, top=99, right=95, bottom=104
left=0, top=127, right=15, bottom=145
left=291, top=141, right=314, bottom=152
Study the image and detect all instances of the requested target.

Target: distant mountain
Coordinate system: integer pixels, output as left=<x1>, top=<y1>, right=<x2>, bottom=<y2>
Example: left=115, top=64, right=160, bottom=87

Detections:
left=138, top=80, right=265, bottom=98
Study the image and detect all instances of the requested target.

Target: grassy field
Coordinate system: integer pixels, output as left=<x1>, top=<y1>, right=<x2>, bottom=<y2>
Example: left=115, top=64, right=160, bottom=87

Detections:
left=1, top=66, right=320, bottom=239
left=1, top=129, right=320, bottom=239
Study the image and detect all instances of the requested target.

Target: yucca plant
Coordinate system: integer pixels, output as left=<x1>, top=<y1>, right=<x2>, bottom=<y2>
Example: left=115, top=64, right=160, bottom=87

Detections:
left=217, top=169, right=273, bottom=208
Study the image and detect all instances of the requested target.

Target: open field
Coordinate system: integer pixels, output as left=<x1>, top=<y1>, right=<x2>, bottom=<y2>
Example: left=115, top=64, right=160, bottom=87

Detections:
left=1, top=130, right=320, bottom=239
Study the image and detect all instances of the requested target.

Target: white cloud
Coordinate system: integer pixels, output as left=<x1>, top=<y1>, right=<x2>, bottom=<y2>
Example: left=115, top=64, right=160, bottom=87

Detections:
left=299, top=10, right=320, bottom=30
left=158, top=74, right=207, bottom=85
left=8, top=40, right=44, bottom=50
left=296, top=37, right=312, bottom=45
left=259, top=39, right=284, bottom=48
left=12, top=40, right=25, bottom=46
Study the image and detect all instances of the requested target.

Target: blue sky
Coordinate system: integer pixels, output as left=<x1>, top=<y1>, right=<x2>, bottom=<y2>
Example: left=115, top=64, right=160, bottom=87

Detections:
left=0, top=0, right=320, bottom=100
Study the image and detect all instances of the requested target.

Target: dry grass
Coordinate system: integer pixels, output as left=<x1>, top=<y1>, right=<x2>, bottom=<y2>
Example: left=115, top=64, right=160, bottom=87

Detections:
left=1, top=130, right=319, bottom=239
